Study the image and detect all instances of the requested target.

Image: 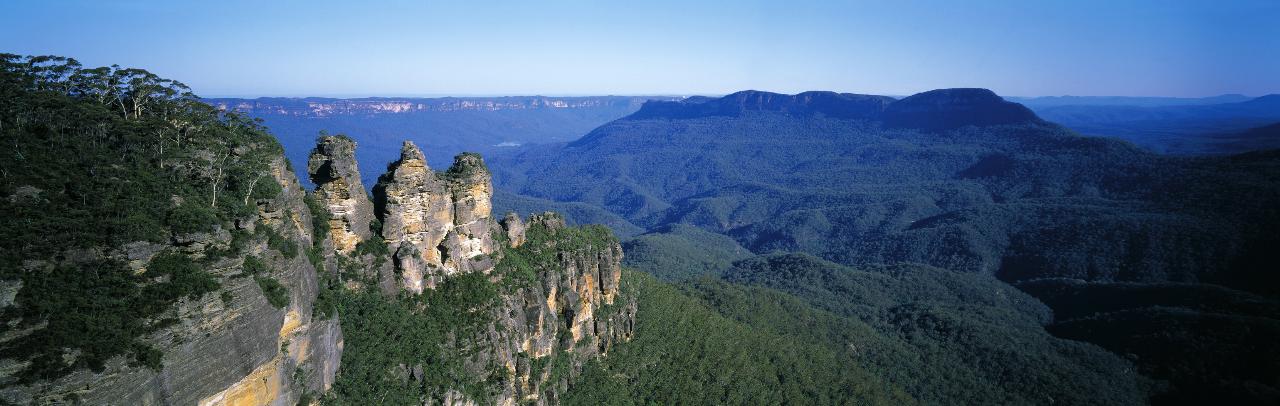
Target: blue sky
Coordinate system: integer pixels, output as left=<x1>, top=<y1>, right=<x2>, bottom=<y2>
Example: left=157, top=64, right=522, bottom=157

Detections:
left=2, top=0, right=1277, bottom=98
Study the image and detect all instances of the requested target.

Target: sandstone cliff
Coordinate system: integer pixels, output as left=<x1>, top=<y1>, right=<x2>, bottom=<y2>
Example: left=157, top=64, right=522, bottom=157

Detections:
left=456, top=214, right=635, bottom=405
left=326, top=212, right=637, bottom=405
left=1, top=155, right=342, bottom=406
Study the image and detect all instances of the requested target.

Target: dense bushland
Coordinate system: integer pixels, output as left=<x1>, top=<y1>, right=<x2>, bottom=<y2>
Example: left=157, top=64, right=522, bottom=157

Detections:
left=0, top=54, right=288, bottom=382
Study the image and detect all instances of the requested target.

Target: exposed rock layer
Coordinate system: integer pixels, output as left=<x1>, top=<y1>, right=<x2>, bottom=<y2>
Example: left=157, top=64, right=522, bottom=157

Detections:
left=308, top=135, right=375, bottom=254
left=1, top=155, right=342, bottom=405
left=315, top=135, right=636, bottom=404
left=405, top=214, right=635, bottom=405
left=374, top=142, right=499, bottom=293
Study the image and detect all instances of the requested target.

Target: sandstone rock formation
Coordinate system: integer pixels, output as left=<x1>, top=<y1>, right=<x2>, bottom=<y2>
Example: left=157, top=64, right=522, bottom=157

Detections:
left=308, top=135, right=374, bottom=254
left=373, top=141, right=499, bottom=293
left=501, top=212, right=527, bottom=248
left=308, top=135, right=637, bottom=404
left=398, top=212, right=635, bottom=405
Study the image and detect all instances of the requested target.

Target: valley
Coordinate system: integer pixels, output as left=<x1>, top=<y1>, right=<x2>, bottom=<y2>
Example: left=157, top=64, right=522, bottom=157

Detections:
left=2, top=54, right=1277, bottom=405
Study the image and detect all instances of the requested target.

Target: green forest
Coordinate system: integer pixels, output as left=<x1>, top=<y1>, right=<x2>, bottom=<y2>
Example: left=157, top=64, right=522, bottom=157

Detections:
left=0, top=54, right=293, bottom=384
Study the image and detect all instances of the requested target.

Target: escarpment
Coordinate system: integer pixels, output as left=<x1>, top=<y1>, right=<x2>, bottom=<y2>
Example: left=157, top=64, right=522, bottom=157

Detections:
left=2, top=156, right=342, bottom=406
left=1, top=55, right=631, bottom=406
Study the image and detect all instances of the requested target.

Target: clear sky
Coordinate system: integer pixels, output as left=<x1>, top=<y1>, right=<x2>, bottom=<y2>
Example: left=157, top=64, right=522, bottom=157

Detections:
left=2, top=0, right=1278, bottom=98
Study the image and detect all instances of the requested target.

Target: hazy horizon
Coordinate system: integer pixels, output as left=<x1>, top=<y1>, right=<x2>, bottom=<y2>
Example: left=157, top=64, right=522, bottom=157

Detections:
left=3, top=0, right=1278, bottom=99
left=195, top=91, right=1274, bottom=100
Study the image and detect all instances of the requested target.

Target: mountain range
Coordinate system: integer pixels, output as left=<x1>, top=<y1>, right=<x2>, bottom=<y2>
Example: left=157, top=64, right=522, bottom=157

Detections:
left=1022, top=95, right=1280, bottom=154
left=488, top=88, right=1280, bottom=402
left=4, top=54, right=1279, bottom=405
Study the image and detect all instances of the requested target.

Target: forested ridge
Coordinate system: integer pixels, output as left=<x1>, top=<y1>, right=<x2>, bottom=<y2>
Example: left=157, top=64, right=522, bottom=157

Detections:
left=493, top=90, right=1280, bottom=293
left=0, top=54, right=292, bottom=385
left=494, top=89, right=1280, bottom=403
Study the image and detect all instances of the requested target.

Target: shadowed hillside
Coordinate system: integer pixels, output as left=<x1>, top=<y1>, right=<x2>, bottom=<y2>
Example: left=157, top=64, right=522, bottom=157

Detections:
left=492, top=89, right=1280, bottom=294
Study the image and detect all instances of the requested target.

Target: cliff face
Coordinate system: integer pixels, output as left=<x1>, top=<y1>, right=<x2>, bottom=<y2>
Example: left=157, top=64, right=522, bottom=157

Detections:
left=1, top=156, right=342, bottom=406
left=384, top=213, right=634, bottom=402
left=422, top=215, right=636, bottom=405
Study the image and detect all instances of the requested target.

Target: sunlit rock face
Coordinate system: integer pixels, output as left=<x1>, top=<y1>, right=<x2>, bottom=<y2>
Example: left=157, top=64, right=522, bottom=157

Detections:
left=373, top=141, right=499, bottom=292
left=307, top=135, right=374, bottom=255
left=440, top=151, right=499, bottom=275
left=482, top=216, right=635, bottom=405
left=393, top=213, right=637, bottom=406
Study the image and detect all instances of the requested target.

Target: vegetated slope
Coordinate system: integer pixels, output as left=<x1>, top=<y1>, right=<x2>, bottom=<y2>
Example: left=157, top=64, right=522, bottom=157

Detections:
left=498, top=89, right=1280, bottom=403
left=491, top=89, right=1280, bottom=295
left=209, top=96, right=674, bottom=188
left=1026, top=95, right=1280, bottom=154
left=492, top=189, right=645, bottom=238
left=1207, top=121, right=1280, bottom=153
left=563, top=256, right=1150, bottom=405
left=619, top=224, right=752, bottom=281
left=1017, top=278, right=1280, bottom=404
left=0, top=54, right=340, bottom=404
left=564, top=270, right=915, bottom=405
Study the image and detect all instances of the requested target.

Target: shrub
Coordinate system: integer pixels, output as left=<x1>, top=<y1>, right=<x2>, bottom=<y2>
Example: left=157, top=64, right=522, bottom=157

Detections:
left=256, top=276, right=290, bottom=308
left=166, top=204, right=219, bottom=235
left=263, top=225, right=299, bottom=258
left=241, top=255, right=270, bottom=276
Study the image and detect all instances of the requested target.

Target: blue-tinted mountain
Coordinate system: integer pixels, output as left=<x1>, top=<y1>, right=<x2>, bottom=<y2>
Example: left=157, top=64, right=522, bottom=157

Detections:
left=492, top=88, right=1280, bottom=292
left=619, top=88, right=1042, bottom=131
left=882, top=88, right=1043, bottom=130
left=491, top=87, right=1280, bottom=402
left=1026, top=94, right=1280, bottom=154
left=1012, top=94, right=1253, bottom=108
left=625, top=90, right=895, bottom=120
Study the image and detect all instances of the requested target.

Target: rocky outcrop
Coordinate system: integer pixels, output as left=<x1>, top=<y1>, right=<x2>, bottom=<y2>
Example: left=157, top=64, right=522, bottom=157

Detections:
left=501, top=212, right=527, bottom=248
left=483, top=220, right=635, bottom=405
left=404, top=213, right=636, bottom=405
left=440, top=152, right=499, bottom=273
left=308, top=135, right=375, bottom=254
left=306, top=134, right=637, bottom=404
left=373, top=142, right=499, bottom=293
